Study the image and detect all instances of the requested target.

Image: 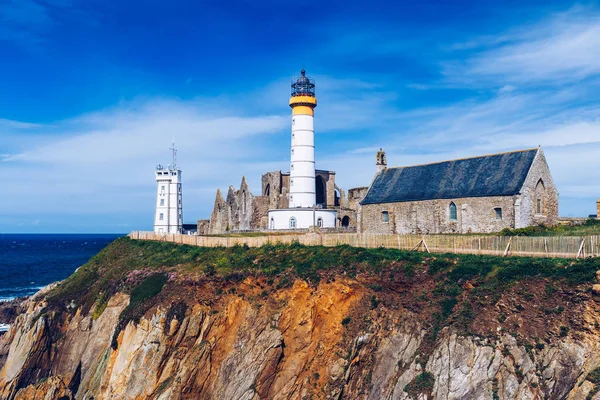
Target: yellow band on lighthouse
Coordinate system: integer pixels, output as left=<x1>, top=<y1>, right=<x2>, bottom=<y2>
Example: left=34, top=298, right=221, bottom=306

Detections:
left=289, top=96, right=317, bottom=107
left=292, top=106, right=314, bottom=116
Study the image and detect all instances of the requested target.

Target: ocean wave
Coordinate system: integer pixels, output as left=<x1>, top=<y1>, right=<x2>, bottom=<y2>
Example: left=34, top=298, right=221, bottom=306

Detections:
left=0, top=286, right=45, bottom=302
left=0, top=286, right=45, bottom=293
left=0, top=323, right=9, bottom=332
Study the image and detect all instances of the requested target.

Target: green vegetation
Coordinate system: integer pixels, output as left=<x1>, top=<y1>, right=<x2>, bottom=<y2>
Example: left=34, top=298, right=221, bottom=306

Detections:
left=586, top=367, right=600, bottom=400
left=111, top=273, right=168, bottom=349
left=45, top=236, right=600, bottom=352
left=499, top=218, right=600, bottom=236
left=404, top=372, right=434, bottom=397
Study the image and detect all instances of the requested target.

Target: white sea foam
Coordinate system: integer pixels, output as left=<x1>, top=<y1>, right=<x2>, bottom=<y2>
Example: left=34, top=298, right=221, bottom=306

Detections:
left=0, top=323, right=9, bottom=332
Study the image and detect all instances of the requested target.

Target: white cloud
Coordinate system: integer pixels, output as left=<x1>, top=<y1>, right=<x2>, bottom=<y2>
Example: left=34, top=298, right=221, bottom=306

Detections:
left=0, top=98, right=289, bottom=231
left=444, top=7, right=600, bottom=85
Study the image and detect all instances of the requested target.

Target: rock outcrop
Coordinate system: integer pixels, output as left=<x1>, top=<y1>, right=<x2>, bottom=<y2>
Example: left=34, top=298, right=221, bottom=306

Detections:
left=2, top=239, right=600, bottom=399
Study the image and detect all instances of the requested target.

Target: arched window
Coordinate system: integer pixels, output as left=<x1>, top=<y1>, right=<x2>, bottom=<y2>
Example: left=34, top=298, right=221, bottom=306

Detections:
left=342, top=216, right=350, bottom=227
left=264, top=184, right=270, bottom=197
left=317, top=217, right=323, bottom=227
left=289, top=217, right=297, bottom=229
left=334, top=189, right=340, bottom=207
left=449, top=202, right=457, bottom=221
left=270, top=217, right=275, bottom=229
left=535, top=179, right=545, bottom=215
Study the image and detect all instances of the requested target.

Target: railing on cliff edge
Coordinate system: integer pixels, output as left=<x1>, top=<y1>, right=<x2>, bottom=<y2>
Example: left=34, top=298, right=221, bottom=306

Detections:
left=128, top=231, right=600, bottom=259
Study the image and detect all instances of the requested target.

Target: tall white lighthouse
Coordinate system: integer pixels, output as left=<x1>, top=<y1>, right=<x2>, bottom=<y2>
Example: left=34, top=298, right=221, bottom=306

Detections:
left=289, top=69, right=317, bottom=208
left=268, top=69, right=337, bottom=230
left=153, top=143, right=183, bottom=234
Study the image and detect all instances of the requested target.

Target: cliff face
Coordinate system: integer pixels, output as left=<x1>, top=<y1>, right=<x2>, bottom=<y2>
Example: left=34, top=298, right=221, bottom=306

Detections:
left=2, top=238, right=600, bottom=399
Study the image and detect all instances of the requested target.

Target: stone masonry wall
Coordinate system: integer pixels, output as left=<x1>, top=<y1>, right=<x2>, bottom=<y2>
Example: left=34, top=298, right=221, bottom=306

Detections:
left=515, top=148, right=559, bottom=228
left=197, top=219, right=210, bottom=235
left=347, top=187, right=369, bottom=210
left=207, top=171, right=362, bottom=234
left=361, top=196, right=517, bottom=234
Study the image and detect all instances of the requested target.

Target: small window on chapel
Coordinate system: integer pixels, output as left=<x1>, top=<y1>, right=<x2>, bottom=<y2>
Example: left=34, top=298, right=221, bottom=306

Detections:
left=536, top=199, right=542, bottom=214
left=494, top=207, right=502, bottom=220
left=449, top=202, right=457, bottom=221
left=382, top=211, right=389, bottom=223
left=290, top=217, right=297, bottom=229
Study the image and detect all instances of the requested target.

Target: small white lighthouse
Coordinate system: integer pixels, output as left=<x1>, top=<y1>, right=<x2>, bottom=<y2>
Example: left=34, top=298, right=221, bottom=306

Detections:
left=268, top=69, right=337, bottom=230
left=153, top=143, right=183, bottom=234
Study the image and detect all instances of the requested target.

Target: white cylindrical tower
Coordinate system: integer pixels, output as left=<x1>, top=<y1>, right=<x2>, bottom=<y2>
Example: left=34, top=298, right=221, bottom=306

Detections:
left=289, top=69, right=317, bottom=208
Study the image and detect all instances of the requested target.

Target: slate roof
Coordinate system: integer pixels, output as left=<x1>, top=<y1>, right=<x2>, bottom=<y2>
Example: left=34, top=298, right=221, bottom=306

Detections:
left=361, top=149, right=538, bottom=205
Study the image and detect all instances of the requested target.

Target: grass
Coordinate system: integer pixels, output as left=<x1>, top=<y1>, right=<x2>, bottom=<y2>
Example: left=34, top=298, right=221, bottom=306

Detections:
left=43, top=236, right=600, bottom=353
left=48, top=237, right=600, bottom=313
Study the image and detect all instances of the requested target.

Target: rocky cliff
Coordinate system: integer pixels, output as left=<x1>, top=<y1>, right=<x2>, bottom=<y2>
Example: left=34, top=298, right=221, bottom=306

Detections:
left=2, top=238, right=600, bottom=399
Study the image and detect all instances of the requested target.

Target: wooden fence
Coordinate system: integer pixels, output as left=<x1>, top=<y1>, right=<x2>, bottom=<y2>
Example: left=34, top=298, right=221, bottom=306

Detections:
left=128, top=231, right=600, bottom=259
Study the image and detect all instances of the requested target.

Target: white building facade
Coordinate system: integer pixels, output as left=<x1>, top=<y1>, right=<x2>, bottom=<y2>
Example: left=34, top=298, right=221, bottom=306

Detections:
left=153, top=166, right=183, bottom=234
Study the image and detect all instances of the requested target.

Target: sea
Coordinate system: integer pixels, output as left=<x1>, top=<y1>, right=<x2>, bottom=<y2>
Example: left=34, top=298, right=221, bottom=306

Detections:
left=0, top=234, right=122, bottom=332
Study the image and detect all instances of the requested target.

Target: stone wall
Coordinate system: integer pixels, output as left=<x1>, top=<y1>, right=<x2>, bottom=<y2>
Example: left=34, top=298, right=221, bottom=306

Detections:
left=197, top=219, right=210, bottom=235
left=346, top=187, right=369, bottom=210
left=261, top=171, right=287, bottom=210
left=360, top=148, right=560, bottom=234
left=361, top=196, right=517, bottom=234
left=315, top=170, right=337, bottom=207
left=205, top=171, right=363, bottom=234
left=515, top=148, right=559, bottom=228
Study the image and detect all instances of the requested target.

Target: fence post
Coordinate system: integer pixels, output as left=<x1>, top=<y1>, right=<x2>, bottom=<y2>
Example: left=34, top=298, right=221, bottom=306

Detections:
left=503, top=237, right=512, bottom=257
left=577, top=237, right=585, bottom=259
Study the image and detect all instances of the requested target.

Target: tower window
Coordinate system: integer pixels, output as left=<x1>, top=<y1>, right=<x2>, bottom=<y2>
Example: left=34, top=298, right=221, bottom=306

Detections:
left=161, top=185, right=165, bottom=193
left=160, top=199, right=164, bottom=206
left=289, top=217, right=297, bottom=229
left=291, top=149, right=294, bottom=155
left=449, top=202, right=457, bottom=221
left=159, top=213, right=164, bottom=221
left=382, top=211, right=389, bottom=223
left=494, top=207, right=502, bottom=220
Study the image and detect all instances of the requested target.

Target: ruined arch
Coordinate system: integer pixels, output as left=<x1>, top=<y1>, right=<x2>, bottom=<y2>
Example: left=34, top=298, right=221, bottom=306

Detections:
left=316, top=175, right=326, bottom=206
left=264, top=184, right=270, bottom=197
left=334, top=188, right=341, bottom=207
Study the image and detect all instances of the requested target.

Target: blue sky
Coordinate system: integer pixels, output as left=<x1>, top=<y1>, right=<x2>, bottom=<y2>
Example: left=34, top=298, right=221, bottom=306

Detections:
left=1, top=0, right=599, bottom=233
